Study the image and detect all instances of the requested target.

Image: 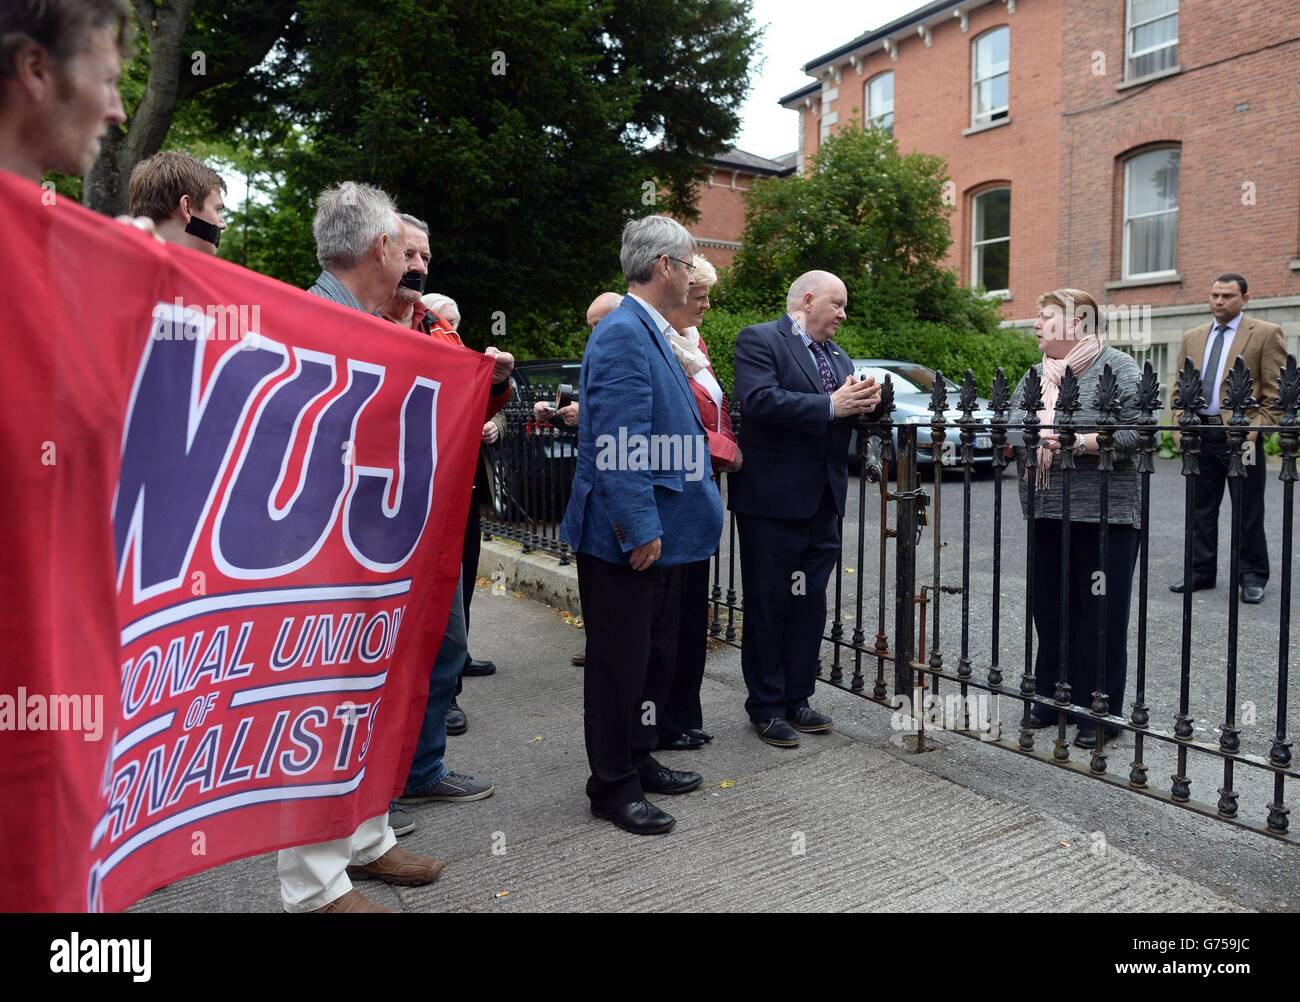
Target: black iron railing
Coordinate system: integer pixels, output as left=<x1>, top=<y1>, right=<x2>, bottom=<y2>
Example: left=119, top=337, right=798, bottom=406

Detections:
left=707, top=353, right=1300, bottom=845
left=485, top=355, right=1300, bottom=845
left=482, top=382, right=577, bottom=562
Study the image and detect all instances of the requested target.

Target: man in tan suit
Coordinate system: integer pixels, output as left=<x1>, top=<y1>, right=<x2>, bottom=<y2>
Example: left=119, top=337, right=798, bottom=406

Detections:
left=1171, top=274, right=1288, bottom=604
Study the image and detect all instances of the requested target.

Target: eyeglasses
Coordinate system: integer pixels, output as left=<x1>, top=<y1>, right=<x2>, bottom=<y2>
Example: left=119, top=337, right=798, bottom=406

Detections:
left=665, top=255, right=697, bottom=278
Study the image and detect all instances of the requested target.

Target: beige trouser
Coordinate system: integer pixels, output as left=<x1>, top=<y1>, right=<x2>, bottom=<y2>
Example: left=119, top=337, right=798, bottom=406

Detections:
left=277, top=812, right=395, bottom=912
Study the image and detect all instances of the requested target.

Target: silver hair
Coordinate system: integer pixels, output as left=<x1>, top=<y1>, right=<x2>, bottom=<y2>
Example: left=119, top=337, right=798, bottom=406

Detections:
left=690, top=254, right=718, bottom=289
left=620, top=215, right=695, bottom=284
left=397, top=212, right=429, bottom=234
left=313, top=182, right=401, bottom=271
left=421, top=292, right=458, bottom=316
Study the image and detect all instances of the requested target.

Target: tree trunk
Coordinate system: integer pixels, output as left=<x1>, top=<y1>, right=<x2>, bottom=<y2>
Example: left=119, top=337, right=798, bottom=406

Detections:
left=85, top=0, right=198, bottom=216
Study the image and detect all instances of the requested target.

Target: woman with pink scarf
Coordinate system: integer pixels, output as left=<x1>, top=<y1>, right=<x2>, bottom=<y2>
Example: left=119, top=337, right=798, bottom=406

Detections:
left=1009, top=289, right=1141, bottom=751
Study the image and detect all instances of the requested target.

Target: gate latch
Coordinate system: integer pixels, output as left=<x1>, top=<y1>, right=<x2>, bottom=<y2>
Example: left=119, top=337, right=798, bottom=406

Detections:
left=890, top=486, right=930, bottom=538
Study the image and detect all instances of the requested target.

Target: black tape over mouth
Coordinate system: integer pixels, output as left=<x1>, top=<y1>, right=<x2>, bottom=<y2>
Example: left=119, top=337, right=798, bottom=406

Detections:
left=185, top=215, right=222, bottom=248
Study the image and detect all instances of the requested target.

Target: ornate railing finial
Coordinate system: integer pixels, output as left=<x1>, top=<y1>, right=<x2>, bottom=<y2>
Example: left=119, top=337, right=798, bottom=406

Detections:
left=1224, top=356, right=1256, bottom=427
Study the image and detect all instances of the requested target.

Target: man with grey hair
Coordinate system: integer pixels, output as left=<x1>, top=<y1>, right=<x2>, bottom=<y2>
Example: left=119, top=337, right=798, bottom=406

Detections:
left=560, top=216, right=722, bottom=836
left=307, top=181, right=407, bottom=313
left=374, top=212, right=505, bottom=821
left=277, top=182, right=445, bottom=914
left=729, top=270, right=880, bottom=748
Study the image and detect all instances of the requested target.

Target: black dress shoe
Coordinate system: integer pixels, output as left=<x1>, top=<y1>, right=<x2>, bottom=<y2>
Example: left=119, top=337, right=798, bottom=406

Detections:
left=1170, top=579, right=1215, bottom=594
left=591, top=799, right=675, bottom=835
left=786, top=707, right=832, bottom=733
left=462, top=657, right=497, bottom=677
left=638, top=761, right=703, bottom=795
left=753, top=718, right=800, bottom=747
left=684, top=727, right=713, bottom=743
left=658, top=732, right=705, bottom=751
left=1073, top=726, right=1122, bottom=749
left=1241, top=584, right=1266, bottom=604
left=446, top=700, right=467, bottom=736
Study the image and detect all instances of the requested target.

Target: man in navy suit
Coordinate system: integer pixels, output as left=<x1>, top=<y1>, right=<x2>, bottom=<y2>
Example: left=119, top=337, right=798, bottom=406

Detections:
left=561, top=216, right=724, bottom=835
left=729, top=271, right=880, bottom=747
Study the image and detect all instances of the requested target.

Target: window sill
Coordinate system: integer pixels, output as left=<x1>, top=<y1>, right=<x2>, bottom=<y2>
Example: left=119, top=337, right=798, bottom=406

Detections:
left=1290, top=259, right=1300, bottom=272
left=962, top=116, right=1011, bottom=137
left=980, top=289, right=1013, bottom=301
left=1116, top=65, right=1182, bottom=91
left=1104, top=272, right=1182, bottom=290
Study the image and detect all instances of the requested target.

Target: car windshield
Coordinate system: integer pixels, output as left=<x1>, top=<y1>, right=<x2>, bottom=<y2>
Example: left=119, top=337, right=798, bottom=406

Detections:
left=853, top=363, right=961, bottom=397
left=519, top=363, right=580, bottom=385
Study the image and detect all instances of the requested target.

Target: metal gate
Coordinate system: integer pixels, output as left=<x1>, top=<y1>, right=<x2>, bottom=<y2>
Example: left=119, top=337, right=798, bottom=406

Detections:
left=710, top=356, right=1300, bottom=845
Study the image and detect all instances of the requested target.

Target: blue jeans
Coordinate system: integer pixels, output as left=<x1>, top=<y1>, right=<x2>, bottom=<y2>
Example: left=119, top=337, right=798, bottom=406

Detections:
left=403, top=568, right=467, bottom=796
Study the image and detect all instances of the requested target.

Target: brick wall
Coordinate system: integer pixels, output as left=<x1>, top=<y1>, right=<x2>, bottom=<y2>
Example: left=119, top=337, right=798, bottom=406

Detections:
left=787, top=0, right=1299, bottom=359
left=683, top=168, right=752, bottom=269
left=1058, top=0, right=1300, bottom=308
left=808, top=0, right=1064, bottom=316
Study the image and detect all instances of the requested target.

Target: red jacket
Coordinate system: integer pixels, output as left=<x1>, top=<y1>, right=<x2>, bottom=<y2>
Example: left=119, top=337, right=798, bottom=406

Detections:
left=408, top=301, right=511, bottom=420
left=687, top=334, right=738, bottom=472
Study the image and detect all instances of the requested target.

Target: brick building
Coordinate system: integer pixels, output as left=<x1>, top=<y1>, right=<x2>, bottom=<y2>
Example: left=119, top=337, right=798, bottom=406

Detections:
left=779, top=0, right=1300, bottom=394
left=678, top=148, right=795, bottom=269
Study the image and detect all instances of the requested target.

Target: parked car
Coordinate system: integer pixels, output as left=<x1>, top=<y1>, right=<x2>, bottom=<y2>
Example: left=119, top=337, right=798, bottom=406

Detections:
left=494, top=359, right=581, bottom=523
left=846, top=359, right=998, bottom=471
left=510, top=358, right=581, bottom=404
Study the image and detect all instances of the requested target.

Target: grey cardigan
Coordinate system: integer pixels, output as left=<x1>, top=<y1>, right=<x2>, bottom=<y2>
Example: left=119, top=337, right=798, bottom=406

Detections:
left=1008, top=347, right=1143, bottom=529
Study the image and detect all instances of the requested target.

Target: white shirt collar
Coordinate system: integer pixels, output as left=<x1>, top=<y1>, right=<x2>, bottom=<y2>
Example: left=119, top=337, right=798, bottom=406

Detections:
left=627, top=293, right=674, bottom=338
left=788, top=313, right=811, bottom=343
left=1214, top=313, right=1243, bottom=335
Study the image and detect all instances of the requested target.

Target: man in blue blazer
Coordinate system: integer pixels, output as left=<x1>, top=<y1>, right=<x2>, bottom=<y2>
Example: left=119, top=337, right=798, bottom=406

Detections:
left=560, top=216, right=723, bottom=835
left=728, top=271, right=880, bottom=747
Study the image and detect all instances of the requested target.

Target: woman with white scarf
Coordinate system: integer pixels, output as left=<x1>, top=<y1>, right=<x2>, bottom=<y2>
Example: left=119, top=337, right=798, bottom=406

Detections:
left=654, top=254, right=740, bottom=750
left=1008, top=289, right=1141, bottom=751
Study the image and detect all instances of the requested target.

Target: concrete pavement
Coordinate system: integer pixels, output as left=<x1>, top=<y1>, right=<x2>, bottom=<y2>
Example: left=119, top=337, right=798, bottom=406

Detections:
left=134, top=576, right=1265, bottom=913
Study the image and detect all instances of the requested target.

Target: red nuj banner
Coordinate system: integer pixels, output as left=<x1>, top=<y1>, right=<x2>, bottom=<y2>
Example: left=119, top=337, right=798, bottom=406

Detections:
left=0, top=172, right=488, bottom=912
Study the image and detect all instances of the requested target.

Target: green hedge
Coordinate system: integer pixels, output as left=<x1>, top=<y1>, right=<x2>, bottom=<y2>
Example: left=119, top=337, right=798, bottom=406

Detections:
left=699, top=307, right=1040, bottom=398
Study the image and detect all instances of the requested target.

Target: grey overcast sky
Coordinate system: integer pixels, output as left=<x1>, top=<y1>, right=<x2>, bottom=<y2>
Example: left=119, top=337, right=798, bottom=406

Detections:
left=734, top=0, right=923, bottom=160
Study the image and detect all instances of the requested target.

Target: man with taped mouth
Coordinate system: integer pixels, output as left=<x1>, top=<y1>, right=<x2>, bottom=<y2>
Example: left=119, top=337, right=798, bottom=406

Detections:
left=377, top=213, right=512, bottom=836
left=127, top=150, right=228, bottom=254
left=277, top=181, right=447, bottom=914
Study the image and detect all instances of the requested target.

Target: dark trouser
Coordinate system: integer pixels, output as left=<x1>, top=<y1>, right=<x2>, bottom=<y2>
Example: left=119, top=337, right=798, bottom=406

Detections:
left=403, top=569, right=467, bottom=794
left=1030, top=518, right=1139, bottom=727
left=577, top=552, right=682, bottom=808
left=1191, top=431, right=1269, bottom=588
left=736, top=485, right=841, bottom=722
left=660, top=558, right=712, bottom=738
left=456, top=463, right=487, bottom=697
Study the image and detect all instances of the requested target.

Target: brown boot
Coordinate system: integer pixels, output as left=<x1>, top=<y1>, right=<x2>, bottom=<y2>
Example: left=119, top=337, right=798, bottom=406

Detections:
left=346, top=844, right=445, bottom=886
left=308, top=889, right=393, bottom=913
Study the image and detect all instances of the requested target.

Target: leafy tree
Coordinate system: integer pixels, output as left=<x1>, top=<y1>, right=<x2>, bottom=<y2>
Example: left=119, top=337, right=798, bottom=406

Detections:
left=722, top=123, right=1002, bottom=337
left=85, top=0, right=299, bottom=216
left=237, top=0, right=760, bottom=353
left=77, top=1, right=760, bottom=360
